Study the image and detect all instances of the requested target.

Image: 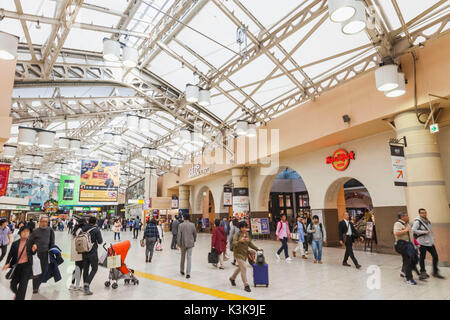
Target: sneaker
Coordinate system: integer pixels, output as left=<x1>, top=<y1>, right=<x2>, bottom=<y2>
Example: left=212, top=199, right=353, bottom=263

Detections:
left=76, top=286, right=83, bottom=291
left=186, top=275, right=191, bottom=279
left=433, top=273, right=445, bottom=279
left=219, top=266, right=224, bottom=270
left=301, top=255, right=307, bottom=259
left=275, top=253, right=281, bottom=261
left=400, top=271, right=406, bottom=278
left=342, top=262, right=351, bottom=267
left=180, top=271, right=185, bottom=276
left=229, top=278, right=236, bottom=286
left=318, top=261, right=323, bottom=264
left=69, top=285, right=77, bottom=291
left=84, top=286, right=93, bottom=295
left=355, top=264, right=362, bottom=269
left=286, top=257, right=293, bottom=262
left=244, top=285, right=251, bottom=292
left=406, top=279, right=417, bottom=285
left=292, top=251, right=296, bottom=258
left=419, top=273, right=428, bottom=281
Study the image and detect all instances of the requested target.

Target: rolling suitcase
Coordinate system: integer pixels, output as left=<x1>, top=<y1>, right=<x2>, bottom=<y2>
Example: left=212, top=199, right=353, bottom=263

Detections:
left=253, top=263, right=269, bottom=287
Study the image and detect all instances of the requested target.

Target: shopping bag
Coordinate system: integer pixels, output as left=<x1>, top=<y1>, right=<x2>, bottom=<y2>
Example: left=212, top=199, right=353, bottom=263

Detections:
left=291, top=233, right=299, bottom=240
left=208, top=250, right=219, bottom=264
left=106, top=255, right=122, bottom=269
left=32, top=255, right=42, bottom=276
left=98, top=249, right=108, bottom=266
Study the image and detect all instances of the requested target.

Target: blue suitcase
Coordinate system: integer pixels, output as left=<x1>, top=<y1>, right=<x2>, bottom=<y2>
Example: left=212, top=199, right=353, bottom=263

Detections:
left=253, top=263, right=269, bottom=287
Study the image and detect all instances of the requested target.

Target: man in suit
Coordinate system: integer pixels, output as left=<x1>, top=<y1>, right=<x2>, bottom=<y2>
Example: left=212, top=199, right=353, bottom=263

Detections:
left=170, top=216, right=180, bottom=250
left=339, top=212, right=363, bottom=269
left=177, top=213, right=197, bottom=279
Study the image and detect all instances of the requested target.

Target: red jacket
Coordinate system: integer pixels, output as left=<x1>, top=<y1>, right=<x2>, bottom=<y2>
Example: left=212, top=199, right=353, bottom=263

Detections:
left=211, top=226, right=227, bottom=254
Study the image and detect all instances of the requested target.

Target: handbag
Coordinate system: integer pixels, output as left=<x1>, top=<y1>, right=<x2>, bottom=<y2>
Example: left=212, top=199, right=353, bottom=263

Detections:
left=5, top=244, right=27, bottom=280
left=140, top=238, right=145, bottom=248
left=32, top=255, right=42, bottom=276
left=208, top=249, right=219, bottom=264
left=291, top=233, right=299, bottom=240
left=106, top=255, right=122, bottom=269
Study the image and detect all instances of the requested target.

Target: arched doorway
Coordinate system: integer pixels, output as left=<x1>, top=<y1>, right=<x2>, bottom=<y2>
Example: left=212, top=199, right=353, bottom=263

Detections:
left=195, top=186, right=215, bottom=233
left=268, top=168, right=310, bottom=232
left=324, top=177, right=375, bottom=249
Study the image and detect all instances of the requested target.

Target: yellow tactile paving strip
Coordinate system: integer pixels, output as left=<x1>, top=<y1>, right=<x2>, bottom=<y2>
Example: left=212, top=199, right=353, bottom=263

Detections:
left=62, top=253, right=253, bottom=300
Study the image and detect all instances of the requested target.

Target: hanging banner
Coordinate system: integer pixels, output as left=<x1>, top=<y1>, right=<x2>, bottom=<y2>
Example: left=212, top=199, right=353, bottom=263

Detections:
left=223, top=186, right=232, bottom=207
left=7, top=177, right=58, bottom=206
left=0, top=164, right=11, bottom=197
left=79, top=160, right=119, bottom=203
left=233, top=187, right=249, bottom=220
left=171, top=196, right=178, bottom=209
left=390, top=145, right=407, bottom=186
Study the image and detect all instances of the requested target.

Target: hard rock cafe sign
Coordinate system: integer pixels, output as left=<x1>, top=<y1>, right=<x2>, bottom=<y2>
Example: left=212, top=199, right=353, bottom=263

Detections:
left=326, top=149, right=355, bottom=171
left=188, top=164, right=209, bottom=178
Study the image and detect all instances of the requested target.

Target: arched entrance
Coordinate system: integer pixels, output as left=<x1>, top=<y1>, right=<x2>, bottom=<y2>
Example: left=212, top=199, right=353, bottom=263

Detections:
left=324, top=177, right=375, bottom=249
left=268, top=168, right=310, bottom=232
left=195, top=186, right=215, bottom=233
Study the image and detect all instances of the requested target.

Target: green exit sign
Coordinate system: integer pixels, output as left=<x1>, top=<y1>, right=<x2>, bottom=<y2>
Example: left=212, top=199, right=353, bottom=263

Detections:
left=430, top=123, right=439, bottom=134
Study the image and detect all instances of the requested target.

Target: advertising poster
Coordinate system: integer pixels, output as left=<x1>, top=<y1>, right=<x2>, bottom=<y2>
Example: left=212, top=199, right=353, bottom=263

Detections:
left=7, top=177, right=57, bottom=206
left=125, top=178, right=145, bottom=204
left=251, top=218, right=262, bottom=235
left=232, top=187, right=249, bottom=219
left=223, top=186, right=232, bottom=207
left=201, top=218, right=210, bottom=229
left=171, top=196, right=178, bottom=209
left=79, top=160, right=119, bottom=203
left=58, top=175, right=80, bottom=206
left=260, top=218, right=270, bottom=235
left=0, top=164, right=11, bottom=197
left=366, top=222, right=374, bottom=239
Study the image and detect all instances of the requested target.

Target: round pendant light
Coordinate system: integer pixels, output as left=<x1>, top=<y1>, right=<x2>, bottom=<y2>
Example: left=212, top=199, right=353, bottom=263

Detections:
left=80, top=147, right=89, bottom=157
left=127, top=114, right=139, bottom=130
left=33, top=155, right=43, bottom=165
left=59, top=137, right=70, bottom=149
left=385, top=72, right=406, bottom=98
left=113, top=134, right=122, bottom=145
left=103, top=39, right=121, bottom=62
left=375, top=64, right=399, bottom=92
left=327, top=0, right=357, bottom=23
left=69, top=139, right=81, bottom=150
left=198, top=89, right=211, bottom=107
left=235, top=120, right=248, bottom=136
left=122, top=46, right=138, bottom=68
left=149, top=148, right=157, bottom=158
left=2, top=144, right=17, bottom=158
left=341, top=0, right=367, bottom=35
left=142, top=147, right=150, bottom=157
left=185, top=84, right=199, bottom=103
left=18, top=127, right=36, bottom=146
left=0, top=31, right=19, bottom=60
left=247, top=123, right=257, bottom=137
left=37, top=129, right=56, bottom=148
left=120, top=153, right=127, bottom=162
left=22, top=154, right=33, bottom=164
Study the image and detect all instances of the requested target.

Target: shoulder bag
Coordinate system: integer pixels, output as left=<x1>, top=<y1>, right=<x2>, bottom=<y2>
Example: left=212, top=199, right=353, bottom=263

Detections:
left=6, top=243, right=27, bottom=280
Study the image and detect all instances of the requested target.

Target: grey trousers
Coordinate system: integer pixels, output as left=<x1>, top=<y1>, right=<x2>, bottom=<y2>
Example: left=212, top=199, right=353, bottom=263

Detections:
left=180, top=247, right=193, bottom=275
left=145, top=237, right=157, bottom=260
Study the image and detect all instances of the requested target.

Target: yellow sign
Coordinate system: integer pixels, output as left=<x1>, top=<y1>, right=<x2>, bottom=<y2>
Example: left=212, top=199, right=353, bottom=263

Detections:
left=79, top=160, right=119, bottom=202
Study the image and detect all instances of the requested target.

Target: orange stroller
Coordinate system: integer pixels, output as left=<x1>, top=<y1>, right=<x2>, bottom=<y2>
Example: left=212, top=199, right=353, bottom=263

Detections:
left=102, top=240, right=139, bottom=289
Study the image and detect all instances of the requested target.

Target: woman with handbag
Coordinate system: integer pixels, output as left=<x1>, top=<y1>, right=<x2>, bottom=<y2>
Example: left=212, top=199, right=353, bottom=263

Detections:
left=2, top=225, right=36, bottom=300
left=211, top=219, right=227, bottom=269
left=143, top=219, right=160, bottom=263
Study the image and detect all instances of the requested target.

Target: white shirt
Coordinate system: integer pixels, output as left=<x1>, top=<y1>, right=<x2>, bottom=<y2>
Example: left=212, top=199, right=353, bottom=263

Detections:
left=345, top=219, right=352, bottom=236
left=281, top=221, right=287, bottom=238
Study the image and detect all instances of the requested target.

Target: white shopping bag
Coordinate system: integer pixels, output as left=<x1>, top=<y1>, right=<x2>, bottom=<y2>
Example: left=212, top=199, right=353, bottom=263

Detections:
left=99, top=249, right=107, bottom=266
left=107, top=255, right=121, bottom=269
left=32, top=255, right=42, bottom=276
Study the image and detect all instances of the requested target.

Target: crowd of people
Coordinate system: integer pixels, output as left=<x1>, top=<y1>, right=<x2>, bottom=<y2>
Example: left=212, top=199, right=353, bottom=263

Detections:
left=0, top=206, right=445, bottom=300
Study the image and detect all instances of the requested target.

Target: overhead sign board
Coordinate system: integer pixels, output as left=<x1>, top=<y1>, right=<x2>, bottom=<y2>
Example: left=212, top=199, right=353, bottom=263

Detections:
left=390, top=145, right=407, bottom=186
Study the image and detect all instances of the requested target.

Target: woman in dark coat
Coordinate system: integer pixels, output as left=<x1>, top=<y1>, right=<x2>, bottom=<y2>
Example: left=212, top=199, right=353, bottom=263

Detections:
left=211, top=219, right=227, bottom=269
left=2, top=226, right=36, bottom=300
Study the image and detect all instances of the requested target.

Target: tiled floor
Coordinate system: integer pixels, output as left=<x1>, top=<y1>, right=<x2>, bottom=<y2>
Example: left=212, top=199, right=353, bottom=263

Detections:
left=0, top=229, right=448, bottom=300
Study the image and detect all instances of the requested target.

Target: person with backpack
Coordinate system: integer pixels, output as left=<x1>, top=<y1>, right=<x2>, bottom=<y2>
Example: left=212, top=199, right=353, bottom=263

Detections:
left=411, top=208, right=445, bottom=280
left=69, top=218, right=85, bottom=291
left=275, top=214, right=292, bottom=262
left=229, top=221, right=261, bottom=292
left=80, top=216, right=103, bottom=295
left=28, top=215, right=55, bottom=294
left=393, top=212, right=418, bottom=285
left=307, top=215, right=327, bottom=264
left=143, top=219, right=160, bottom=263
left=292, top=216, right=307, bottom=259
left=2, top=225, right=36, bottom=300
left=133, top=217, right=141, bottom=239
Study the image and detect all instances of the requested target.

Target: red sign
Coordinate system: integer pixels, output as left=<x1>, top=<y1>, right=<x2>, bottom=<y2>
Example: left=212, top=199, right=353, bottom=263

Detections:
left=0, top=164, right=11, bottom=196
left=326, top=149, right=355, bottom=171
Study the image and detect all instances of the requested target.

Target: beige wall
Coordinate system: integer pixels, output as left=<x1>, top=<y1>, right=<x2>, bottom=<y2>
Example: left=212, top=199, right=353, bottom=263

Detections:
left=437, top=124, right=450, bottom=204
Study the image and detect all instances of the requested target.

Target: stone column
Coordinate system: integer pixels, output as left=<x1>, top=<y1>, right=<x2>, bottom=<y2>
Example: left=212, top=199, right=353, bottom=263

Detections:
left=178, top=185, right=190, bottom=216
left=394, top=110, right=450, bottom=265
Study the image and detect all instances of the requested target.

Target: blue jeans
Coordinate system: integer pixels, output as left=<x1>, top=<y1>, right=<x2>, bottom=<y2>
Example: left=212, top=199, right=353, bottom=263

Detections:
left=114, top=232, right=120, bottom=241
left=312, top=240, right=323, bottom=261
left=277, top=237, right=289, bottom=258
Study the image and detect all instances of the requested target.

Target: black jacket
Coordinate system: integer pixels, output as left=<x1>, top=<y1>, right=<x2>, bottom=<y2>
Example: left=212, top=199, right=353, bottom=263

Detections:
left=338, top=220, right=359, bottom=242
left=6, top=239, right=35, bottom=267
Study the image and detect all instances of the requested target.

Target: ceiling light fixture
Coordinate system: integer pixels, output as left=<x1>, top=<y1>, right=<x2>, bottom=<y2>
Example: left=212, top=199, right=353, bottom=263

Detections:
left=2, top=144, right=17, bottom=158
left=235, top=120, right=248, bottom=136
left=198, top=89, right=211, bottom=107
left=247, top=123, right=257, bottom=137
left=103, top=39, right=121, bottom=62
left=122, top=46, right=138, bottom=68
left=327, top=0, right=357, bottom=23
left=0, top=31, right=19, bottom=60
left=375, top=64, right=400, bottom=92
left=185, top=84, right=200, bottom=103
left=385, top=72, right=406, bottom=98
left=341, top=0, right=367, bottom=35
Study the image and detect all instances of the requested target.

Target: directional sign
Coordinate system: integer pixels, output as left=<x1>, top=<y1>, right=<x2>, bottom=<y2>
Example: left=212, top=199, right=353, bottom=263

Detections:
left=390, top=145, right=407, bottom=186
left=430, top=123, right=439, bottom=134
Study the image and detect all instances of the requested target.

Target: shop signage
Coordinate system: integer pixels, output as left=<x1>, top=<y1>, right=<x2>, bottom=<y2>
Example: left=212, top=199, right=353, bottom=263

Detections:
left=0, top=204, right=30, bottom=210
left=223, top=187, right=232, bottom=207
left=390, top=145, right=407, bottom=186
left=326, top=149, right=355, bottom=171
left=251, top=218, right=270, bottom=235
left=0, top=164, right=11, bottom=197
left=188, top=164, right=209, bottom=178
